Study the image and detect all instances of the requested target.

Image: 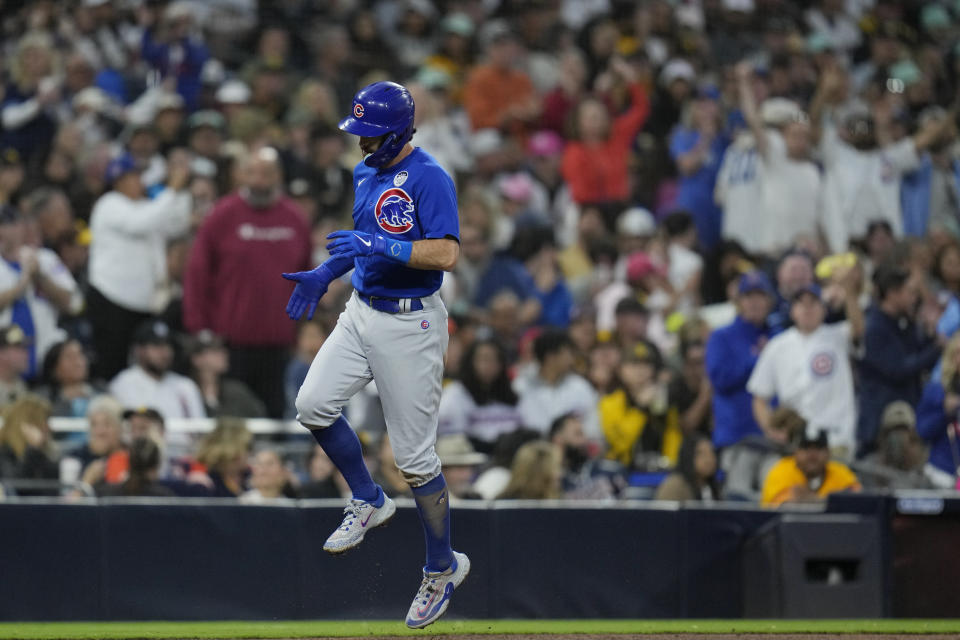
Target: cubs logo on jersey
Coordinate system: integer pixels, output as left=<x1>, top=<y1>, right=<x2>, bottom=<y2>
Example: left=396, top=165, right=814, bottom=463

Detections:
left=810, top=352, right=835, bottom=377
left=375, top=187, right=416, bottom=234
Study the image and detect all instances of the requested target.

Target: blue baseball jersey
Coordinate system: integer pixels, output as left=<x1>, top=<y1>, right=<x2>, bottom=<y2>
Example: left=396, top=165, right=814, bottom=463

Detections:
left=350, top=148, right=459, bottom=298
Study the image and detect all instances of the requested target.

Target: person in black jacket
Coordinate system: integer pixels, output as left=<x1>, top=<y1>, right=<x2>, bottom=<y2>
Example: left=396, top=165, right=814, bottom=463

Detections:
left=0, top=394, right=58, bottom=493
left=857, top=263, right=942, bottom=457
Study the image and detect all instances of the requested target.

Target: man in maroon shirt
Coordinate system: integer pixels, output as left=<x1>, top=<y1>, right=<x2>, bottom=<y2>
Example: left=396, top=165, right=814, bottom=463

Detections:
left=183, top=147, right=311, bottom=417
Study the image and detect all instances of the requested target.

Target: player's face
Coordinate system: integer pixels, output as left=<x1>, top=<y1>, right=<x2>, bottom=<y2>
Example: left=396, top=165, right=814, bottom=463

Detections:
left=789, top=294, right=825, bottom=333
left=359, top=134, right=388, bottom=157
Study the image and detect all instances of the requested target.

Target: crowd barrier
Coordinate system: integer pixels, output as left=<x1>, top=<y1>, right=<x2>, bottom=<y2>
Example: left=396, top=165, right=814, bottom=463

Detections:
left=2, top=493, right=957, bottom=622
left=49, top=417, right=305, bottom=435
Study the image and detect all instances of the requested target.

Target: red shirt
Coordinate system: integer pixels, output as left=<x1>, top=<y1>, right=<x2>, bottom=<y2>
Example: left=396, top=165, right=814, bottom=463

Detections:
left=463, top=64, right=535, bottom=131
left=561, top=83, right=650, bottom=204
left=183, top=193, right=311, bottom=346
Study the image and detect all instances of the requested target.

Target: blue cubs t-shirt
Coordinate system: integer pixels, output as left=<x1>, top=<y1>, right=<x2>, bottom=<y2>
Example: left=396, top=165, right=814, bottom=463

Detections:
left=350, top=148, right=459, bottom=298
left=669, top=127, right=729, bottom=250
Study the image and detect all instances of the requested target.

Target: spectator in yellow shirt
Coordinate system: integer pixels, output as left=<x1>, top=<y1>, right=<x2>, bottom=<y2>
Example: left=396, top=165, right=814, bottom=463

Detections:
left=598, top=343, right=682, bottom=468
left=761, top=429, right=861, bottom=507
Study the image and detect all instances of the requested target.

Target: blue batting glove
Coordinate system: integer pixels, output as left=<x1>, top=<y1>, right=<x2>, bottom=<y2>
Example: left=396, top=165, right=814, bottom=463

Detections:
left=326, top=230, right=387, bottom=259
left=281, top=265, right=334, bottom=320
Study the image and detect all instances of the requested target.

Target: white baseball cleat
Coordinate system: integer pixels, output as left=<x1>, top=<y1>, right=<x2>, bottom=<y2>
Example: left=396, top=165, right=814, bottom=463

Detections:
left=322, top=495, right=396, bottom=554
left=405, top=551, right=471, bottom=629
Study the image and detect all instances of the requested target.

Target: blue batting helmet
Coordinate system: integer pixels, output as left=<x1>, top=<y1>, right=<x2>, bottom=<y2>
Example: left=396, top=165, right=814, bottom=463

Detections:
left=339, top=81, right=415, bottom=168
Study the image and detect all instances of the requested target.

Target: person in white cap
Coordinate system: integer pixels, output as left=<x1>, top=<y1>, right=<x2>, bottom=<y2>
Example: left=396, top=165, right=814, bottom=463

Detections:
left=728, top=61, right=822, bottom=258
left=434, top=434, right=488, bottom=502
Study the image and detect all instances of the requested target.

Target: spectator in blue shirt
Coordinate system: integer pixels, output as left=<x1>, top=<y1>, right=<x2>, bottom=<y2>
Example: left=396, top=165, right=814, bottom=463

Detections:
left=705, top=271, right=774, bottom=450
left=669, top=85, right=730, bottom=251
left=140, top=3, right=210, bottom=112
left=915, top=333, right=960, bottom=483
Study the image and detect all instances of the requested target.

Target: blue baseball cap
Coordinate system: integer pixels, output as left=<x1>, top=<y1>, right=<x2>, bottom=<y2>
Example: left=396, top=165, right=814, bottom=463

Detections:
left=698, top=84, right=721, bottom=101
left=104, top=153, right=141, bottom=186
left=791, top=283, right=823, bottom=303
left=737, top=271, right=774, bottom=297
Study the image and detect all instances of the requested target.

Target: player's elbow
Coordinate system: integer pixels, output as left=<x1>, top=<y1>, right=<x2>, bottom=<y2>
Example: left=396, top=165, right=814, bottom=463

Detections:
left=439, top=240, right=459, bottom=271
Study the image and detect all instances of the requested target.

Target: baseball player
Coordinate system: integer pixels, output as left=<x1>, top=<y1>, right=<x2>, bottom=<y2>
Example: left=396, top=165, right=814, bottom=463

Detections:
left=281, top=81, right=467, bottom=629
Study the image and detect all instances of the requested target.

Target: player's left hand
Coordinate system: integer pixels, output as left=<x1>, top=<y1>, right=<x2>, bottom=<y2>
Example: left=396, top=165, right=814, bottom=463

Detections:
left=326, top=230, right=387, bottom=259
left=282, top=265, right=334, bottom=320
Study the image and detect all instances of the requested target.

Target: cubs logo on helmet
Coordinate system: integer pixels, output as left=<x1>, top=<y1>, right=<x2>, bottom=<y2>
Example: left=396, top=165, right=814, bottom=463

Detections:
left=354, top=103, right=364, bottom=118
left=375, top=188, right=415, bottom=234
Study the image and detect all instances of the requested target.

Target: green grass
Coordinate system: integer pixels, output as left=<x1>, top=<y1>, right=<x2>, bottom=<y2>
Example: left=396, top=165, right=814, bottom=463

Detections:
left=1, top=619, right=960, bottom=639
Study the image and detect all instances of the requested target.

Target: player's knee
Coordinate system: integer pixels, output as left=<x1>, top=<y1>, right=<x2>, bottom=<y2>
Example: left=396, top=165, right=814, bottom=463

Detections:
left=294, top=390, right=339, bottom=427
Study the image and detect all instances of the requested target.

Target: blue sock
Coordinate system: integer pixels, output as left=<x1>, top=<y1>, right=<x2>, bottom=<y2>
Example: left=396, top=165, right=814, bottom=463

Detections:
left=411, top=474, right=454, bottom=572
left=309, top=415, right=381, bottom=505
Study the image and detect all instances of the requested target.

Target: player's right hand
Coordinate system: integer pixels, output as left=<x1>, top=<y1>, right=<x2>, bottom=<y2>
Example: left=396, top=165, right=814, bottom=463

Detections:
left=281, top=265, right=334, bottom=320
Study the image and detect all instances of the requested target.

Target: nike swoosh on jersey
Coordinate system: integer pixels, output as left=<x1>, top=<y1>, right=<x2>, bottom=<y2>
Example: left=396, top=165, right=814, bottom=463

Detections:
left=358, top=177, right=367, bottom=186
left=354, top=233, right=372, bottom=247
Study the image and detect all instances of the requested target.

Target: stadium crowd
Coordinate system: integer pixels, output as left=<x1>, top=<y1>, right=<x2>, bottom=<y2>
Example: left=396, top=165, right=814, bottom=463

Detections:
left=0, top=0, right=959, bottom=506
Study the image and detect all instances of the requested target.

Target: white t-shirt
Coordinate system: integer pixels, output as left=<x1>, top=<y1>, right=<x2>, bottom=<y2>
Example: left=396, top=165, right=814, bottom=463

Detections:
left=819, top=124, right=919, bottom=253
left=437, top=380, right=522, bottom=444
left=667, top=243, right=702, bottom=314
left=760, top=130, right=823, bottom=254
left=747, top=322, right=856, bottom=454
left=109, top=365, right=206, bottom=419
left=716, top=137, right=765, bottom=254
left=0, top=248, right=80, bottom=363
left=516, top=372, right=601, bottom=440
left=89, top=188, right=191, bottom=313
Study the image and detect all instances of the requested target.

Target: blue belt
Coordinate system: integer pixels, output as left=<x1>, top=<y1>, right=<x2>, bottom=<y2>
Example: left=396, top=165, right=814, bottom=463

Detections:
left=357, top=293, right=424, bottom=314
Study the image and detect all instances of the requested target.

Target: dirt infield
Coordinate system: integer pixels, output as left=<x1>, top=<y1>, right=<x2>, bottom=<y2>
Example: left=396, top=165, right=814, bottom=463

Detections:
left=267, top=635, right=960, bottom=640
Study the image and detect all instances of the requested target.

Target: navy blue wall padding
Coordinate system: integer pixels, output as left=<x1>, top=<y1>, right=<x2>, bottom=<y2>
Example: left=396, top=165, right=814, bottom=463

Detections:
left=489, top=507, right=682, bottom=618
left=0, top=504, right=102, bottom=621
left=1, top=497, right=955, bottom=621
left=681, top=508, right=778, bottom=617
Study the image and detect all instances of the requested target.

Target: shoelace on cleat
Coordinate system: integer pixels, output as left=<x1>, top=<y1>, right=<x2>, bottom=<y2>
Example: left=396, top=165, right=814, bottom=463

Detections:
left=338, top=499, right=367, bottom=531
left=415, top=575, right=439, bottom=606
